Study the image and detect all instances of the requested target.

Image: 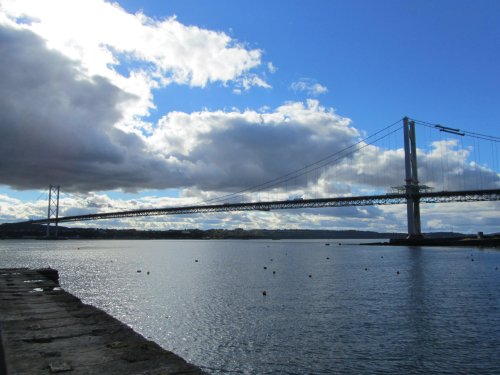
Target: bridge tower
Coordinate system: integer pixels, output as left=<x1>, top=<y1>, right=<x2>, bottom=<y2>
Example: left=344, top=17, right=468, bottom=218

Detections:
left=46, top=185, right=60, bottom=238
left=403, top=117, right=422, bottom=238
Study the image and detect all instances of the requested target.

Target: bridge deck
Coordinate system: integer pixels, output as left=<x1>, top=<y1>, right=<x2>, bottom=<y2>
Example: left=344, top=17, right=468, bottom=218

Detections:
left=23, top=189, right=500, bottom=224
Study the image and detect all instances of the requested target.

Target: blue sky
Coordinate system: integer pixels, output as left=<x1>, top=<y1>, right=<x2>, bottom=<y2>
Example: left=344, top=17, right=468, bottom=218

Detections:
left=0, top=0, right=498, bottom=232
left=118, top=0, right=500, bottom=132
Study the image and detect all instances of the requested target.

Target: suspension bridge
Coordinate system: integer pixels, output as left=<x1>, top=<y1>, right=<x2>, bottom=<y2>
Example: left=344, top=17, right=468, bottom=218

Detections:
left=20, top=117, right=500, bottom=238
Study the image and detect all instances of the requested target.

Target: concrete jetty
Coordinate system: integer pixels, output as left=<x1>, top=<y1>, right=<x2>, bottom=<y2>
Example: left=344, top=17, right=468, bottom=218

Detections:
left=0, top=268, right=206, bottom=374
left=363, top=236, right=500, bottom=248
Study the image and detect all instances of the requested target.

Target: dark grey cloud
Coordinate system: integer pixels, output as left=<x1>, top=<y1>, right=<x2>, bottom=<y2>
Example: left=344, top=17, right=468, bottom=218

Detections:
left=188, top=121, right=355, bottom=190
left=0, top=25, right=172, bottom=192
left=149, top=104, right=360, bottom=193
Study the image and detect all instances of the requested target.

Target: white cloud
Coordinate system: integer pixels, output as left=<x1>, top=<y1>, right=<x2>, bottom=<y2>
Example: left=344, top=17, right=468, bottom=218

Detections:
left=290, top=79, right=328, bottom=96
left=240, top=74, right=272, bottom=90
left=0, top=193, right=46, bottom=221
left=325, top=139, right=499, bottom=193
left=147, top=100, right=358, bottom=191
left=267, top=62, right=277, bottom=73
left=233, top=73, right=272, bottom=94
left=380, top=201, right=500, bottom=233
left=0, top=0, right=268, bottom=124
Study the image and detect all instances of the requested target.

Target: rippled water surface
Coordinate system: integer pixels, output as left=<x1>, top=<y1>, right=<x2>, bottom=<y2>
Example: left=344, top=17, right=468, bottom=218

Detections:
left=1, top=239, right=500, bottom=374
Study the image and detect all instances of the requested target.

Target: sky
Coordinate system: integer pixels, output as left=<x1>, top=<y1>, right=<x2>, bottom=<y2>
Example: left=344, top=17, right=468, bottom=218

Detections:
left=0, top=0, right=499, bottom=233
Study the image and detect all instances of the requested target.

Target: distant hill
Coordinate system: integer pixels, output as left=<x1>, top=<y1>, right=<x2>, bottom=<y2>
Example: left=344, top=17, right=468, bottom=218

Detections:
left=0, top=223, right=471, bottom=240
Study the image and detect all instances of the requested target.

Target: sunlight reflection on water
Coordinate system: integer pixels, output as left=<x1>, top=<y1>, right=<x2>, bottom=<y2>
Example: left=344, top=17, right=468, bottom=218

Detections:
left=1, top=239, right=500, bottom=374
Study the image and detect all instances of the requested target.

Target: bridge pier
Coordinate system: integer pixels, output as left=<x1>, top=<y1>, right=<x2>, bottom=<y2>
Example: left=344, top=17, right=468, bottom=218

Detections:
left=403, top=117, right=422, bottom=239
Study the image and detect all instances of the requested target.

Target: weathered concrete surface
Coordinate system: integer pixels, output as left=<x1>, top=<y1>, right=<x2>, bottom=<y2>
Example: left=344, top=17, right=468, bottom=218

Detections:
left=0, top=268, right=206, bottom=375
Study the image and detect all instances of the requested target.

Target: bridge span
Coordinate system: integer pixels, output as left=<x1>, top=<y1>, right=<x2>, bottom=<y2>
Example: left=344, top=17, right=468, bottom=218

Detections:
left=25, top=189, right=500, bottom=225
left=19, top=118, right=500, bottom=238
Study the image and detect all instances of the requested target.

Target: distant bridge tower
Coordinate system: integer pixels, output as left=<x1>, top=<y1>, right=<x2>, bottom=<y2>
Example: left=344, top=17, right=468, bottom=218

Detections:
left=46, top=185, right=60, bottom=238
left=403, top=117, right=422, bottom=238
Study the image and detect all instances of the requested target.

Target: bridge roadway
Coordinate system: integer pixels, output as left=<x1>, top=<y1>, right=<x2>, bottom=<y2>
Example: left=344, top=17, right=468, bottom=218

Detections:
left=25, top=189, right=500, bottom=224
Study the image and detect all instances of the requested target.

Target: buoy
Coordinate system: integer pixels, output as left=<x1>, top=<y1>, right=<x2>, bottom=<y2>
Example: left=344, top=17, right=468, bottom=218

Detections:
left=147, top=271, right=150, bottom=275
left=381, top=256, right=383, bottom=258
left=195, top=259, right=198, bottom=262
left=365, top=268, right=368, bottom=271
left=264, top=266, right=267, bottom=270
left=273, top=271, right=276, bottom=275
left=262, top=291, right=267, bottom=296
left=309, top=274, right=312, bottom=278
left=326, top=257, right=330, bottom=260
left=137, top=270, right=141, bottom=273
left=471, top=259, right=474, bottom=262
left=338, top=243, right=341, bottom=246
left=396, top=271, right=400, bottom=275
left=325, top=243, right=330, bottom=246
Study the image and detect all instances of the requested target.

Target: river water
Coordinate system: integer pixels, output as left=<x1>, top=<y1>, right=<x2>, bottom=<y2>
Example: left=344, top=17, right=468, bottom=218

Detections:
left=1, top=239, right=499, bottom=374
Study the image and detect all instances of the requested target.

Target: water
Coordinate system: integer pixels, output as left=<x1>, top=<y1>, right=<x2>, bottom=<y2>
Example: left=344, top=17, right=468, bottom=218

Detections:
left=1, top=239, right=499, bottom=374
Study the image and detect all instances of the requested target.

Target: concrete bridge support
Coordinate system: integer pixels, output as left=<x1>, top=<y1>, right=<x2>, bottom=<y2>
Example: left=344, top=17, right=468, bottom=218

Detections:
left=403, top=117, right=422, bottom=238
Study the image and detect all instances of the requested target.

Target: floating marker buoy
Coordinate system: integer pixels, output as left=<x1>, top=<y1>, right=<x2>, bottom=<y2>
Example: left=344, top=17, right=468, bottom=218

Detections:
left=326, top=257, right=330, bottom=260
left=262, top=291, right=267, bottom=296
left=264, top=266, right=267, bottom=270
left=273, top=271, right=276, bottom=275
left=325, top=243, right=330, bottom=246
left=147, top=271, right=150, bottom=275
left=396, top=271, right=400, bottom=275
left=365, top=268, right=368, bottom=271
left=137, top=270, right=141, bottom=273
left=309, top=274, right=312, bottom=278
left=338, top=243, right=341, bottom=246
left=195, top=260, right=198, bottom=262
left=381, top=256, right=383, bottom=258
